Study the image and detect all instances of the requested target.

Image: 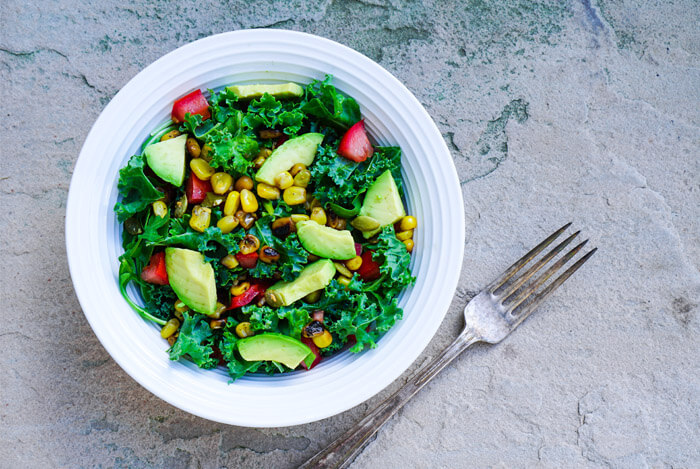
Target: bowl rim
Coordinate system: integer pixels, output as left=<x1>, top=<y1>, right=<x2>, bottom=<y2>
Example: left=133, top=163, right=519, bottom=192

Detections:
left=66, top=29, right=465, bottom=427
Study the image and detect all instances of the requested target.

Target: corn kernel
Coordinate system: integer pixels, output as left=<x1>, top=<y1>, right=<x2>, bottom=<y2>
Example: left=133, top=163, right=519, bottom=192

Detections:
left=257, top=182, right=281, bottom=200
left=190, top=158, right=215, bottom=180
left=231, top=281, right=250, bottom=297
left=403, top=239, right=414, bottom=253
left=239, top=234, right=260, bottom=254
left=334, top=262, right=352, bottom=278
left=186, top=138, right=201, bottom=158
left=290, top=163, right=306, bottom=176
left=400, top=215, right=417, bottom=231
left=310, top=207, right=327, bottom=225
left=210, top=319, right=226, bottom=329
left=240, top=189, right=258, bottom=213
left=201, top=144, right=212, bottom=161
left=221, top=254, right=240, bottom=269
left=337, top=276, right=352, bottom=288
left=293, top=169, right=311, bottom=188
left=174, top=310, right=184, bottom=321
left=152, top=200, right=168, bottom=218
left=217, top=215, right=239, bottom=234
left=345, top=256, right=363, bottom=271
left=208, top=302, right=227, bottom=319
left=167, top=334, right=178, bottom=346
left=313, top=330, right=333, bottom=348
left=283, top=186, right=306, bottom=205
left=235, top=322, right=254, bottom=338
left=210, top=172, right=233, bottom=194
left=291, top=214, right=310, bottom=223
left=236, top=210, right=256, bottom=230
left=160, top=318, right=180, bottom=339
left=174, top=301, right=189, bottom=314
left=189, top=205, right=211, bottom=232
left=309, top=197, right=322, bottom=209
left=160, top=129, right=181, bottom=142
left=235, top=176, right=254, bottom=192
left=253, top=156, right=266, bottom=170
left=274, top=171, right=294, bottom=190
left=396, top=230, right=413, bottom=241
left=259, top=148, right=272, bottom=158
left=223, top=191, right=240, bottom=216
left=304, top=290, right=321, bottom=303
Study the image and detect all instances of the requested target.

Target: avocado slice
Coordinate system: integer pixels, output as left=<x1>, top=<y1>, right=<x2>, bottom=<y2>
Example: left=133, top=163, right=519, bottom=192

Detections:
left=164, top=248, right=217, bottom=316
left=296, top=221, right=356, bottom=260
left=227, top=83, right=304, bottom=100
left=255, top=133, right=324, bottom=185
left=237, top=333, right=314, bottom=369
left=265, top=259, right=336, bottom=307
left=144, top=134, right=187, bottom=186
left=358, top=170, right=406, bottom=238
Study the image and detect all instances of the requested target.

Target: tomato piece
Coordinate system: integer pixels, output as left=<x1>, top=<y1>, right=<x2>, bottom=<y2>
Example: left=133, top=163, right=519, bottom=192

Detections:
left=140, top=252, right=169, bottom=285
left=236, top=252, right=259, bottom=269
left=300, top=337, right=321, bottom=370
left=337, top=119, right=374, bottom=163
left=186, top=173, right=211, bottom=204
left=354, top=243, right=363, bottom=256
left=229, top=283, right=265, bottom=309
left=356, top=250, right=381, bottom=281
left=171, top=89, right=211, bottom=124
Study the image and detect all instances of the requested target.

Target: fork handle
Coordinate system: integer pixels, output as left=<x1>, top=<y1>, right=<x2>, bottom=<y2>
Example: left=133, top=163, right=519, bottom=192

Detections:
left=299, top=329, right=480, bottom=469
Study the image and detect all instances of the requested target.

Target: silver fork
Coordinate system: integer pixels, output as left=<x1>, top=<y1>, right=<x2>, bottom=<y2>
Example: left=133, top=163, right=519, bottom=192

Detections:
left=299, top=223, right=596, bottom=469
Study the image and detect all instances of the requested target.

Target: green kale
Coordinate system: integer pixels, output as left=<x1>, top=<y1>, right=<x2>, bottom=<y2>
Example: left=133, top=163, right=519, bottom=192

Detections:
left=169, top=312, right=218, bottom=369
left=301, top=75, right=361, bottom=129
left=114, top=154, right=164, bottom=221
left=374, top=225, right=415, bottom=291
left=220, top=328, right=262, bottom=382
left=245, top=304, right=310, bottom=339
left=243, top=93, right=305, bottom=136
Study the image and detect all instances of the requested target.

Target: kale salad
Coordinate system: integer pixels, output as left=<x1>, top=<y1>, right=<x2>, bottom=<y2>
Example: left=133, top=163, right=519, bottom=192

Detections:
left=115, top=76, right=417, bottom=381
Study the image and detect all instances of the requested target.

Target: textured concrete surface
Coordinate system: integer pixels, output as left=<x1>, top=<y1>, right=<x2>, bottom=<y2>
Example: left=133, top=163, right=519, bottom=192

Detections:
left=1, top=0, right=699, bottom=467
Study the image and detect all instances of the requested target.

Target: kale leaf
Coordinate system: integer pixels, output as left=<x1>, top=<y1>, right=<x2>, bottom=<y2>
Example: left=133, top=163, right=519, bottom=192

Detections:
left=301, top=75, right=361, bottom=129
left=114, top=154, right=164, bottom=221
left=169, top=312, right=218, bottom=369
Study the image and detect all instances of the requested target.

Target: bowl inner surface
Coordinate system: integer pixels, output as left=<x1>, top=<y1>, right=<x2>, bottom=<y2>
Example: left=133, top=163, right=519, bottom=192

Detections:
left=66, top=29, right=464, bottom=427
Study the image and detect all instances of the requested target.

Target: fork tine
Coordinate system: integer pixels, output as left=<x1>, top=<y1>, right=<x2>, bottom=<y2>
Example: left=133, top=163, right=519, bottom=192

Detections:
left=496, top=230, right=580, bottom=300
left=509, top=248, right=597, bottom=324
left=488, top=222, right=572, bottom=292
left=505, top=239, right=589, bottom=311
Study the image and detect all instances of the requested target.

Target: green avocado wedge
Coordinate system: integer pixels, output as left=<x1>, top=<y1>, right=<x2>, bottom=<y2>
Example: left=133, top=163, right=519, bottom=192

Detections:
left=255, top=133, right=324, bottom=185
left=164, top=248, right=217, bottom=316
left=296, top=221, right=356, bottom=260
left=144, top=134, right=187, bottom=186
left=227, top=83, right=304, bottom=100
left=358, top=169, right=406, bottom=238
left=265, top=259, right=336, bottom=307
left=237, top=333, right=314, bottom=369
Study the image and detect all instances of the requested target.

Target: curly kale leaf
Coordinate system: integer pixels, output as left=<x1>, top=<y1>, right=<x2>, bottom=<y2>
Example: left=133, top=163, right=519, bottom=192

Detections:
left=301, top=75, right=361, bottom=129
left=243, top=93, right=305, bottom=136
left=114, top=154, right=165, bottom=221
left=169, top=312, right=218, bottom=369
left=245, top=305, right=310, bottom=339
left=220, top=328, right=262, bottom=382
left=374, top=225, right=415, bottom=291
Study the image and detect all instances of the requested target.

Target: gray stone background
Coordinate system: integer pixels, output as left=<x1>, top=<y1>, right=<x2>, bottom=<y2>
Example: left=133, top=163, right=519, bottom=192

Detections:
left=1, top=0, right=698, bottom=467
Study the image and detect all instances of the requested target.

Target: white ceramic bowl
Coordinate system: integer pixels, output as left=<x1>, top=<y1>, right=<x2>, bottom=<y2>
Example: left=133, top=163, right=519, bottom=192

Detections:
left=66, top=30, right=464, bottom=427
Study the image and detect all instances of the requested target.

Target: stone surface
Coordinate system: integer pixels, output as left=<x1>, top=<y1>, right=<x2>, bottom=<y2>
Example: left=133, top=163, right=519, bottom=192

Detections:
left=1, top=0, right=699, bottom=467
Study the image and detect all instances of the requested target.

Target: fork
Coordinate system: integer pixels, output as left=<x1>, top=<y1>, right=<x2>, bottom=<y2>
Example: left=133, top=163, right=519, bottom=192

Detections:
left=299, top=223, right=596, bottom=469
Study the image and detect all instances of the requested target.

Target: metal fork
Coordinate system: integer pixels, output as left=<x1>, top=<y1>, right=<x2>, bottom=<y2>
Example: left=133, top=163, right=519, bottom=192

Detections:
left=299, top=223, right=596, bottom=469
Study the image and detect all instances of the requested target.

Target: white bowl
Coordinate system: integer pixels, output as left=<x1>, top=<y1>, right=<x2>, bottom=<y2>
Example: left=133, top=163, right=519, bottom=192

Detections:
left=66, top=30, right=464, bottom=427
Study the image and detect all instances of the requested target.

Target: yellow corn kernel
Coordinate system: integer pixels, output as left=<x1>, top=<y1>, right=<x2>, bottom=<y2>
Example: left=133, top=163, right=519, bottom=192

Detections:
left=235, top=322, right=254, bottom=338
left=345, top=256, right=363, bottom=271
left=253, top=156, right=266, bottom=170
left=396, top=230, right=413, bottom=241
left=274, top=171, right=294, bottom=190
left=257, top=182, right=281, bottom=200
left=291, top=214, right=310, bottom=223
left=201, top=144, right=212, bottom=161
left=290, top=163, right=306, bottom=176
left=235, top=176, right=254, bottom=192
left=283, top=186, right=306, bottom=206
left=217, top=215, right=239, bottom=234
left=189, top=205, right=211, bottom=232
left=239, top=234, right=261, bottom=254
left=174, top=310, right=184, bottom=322
left=231, top=281, right=250, bottom=297
left=337, top=275, right=352, bottom=288
left=160, top=318, right=180, bottom=339
left=152, top=200, right=168, bottom=218
left=400, top=215, right=417, bottom=231
left=209, top=319, right=226, bottom=329
left=210, top=172, right=233, bottom=194
left=223, top=191, right=240, bottom=216
left=313, top=330, right=333, bottom=348
left=167, top=333, right=178, bottom=346
left=293, top=169, right=311, bottom=188
left=160, top=129, right=181, bottom=142
left=174, top=301, right=189, bottom=314
left=309, top=197, right=322, bottom=209
left=403, top=239, right=414, bottom=253
left=221, top=254, right=240, bottom=269
left=190, top=158, right=215, bottom=180
left=310, top=207, right=327, bottom=225
left=186, top=138, right=201, bottom=158
left=304, top=290, right=321, bottom=303
left=240, top=189, right=258, bottom=213
left=259, top=148, right=273, bottom=158
left=208, top=302, right=227, bottom=319
left=334, top=262, right=352, bottom=278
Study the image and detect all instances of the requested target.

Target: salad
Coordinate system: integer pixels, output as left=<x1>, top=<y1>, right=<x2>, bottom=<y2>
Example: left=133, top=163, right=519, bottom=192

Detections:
left=115, top=76, right=416, bottom=381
